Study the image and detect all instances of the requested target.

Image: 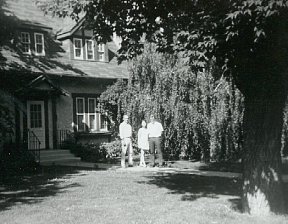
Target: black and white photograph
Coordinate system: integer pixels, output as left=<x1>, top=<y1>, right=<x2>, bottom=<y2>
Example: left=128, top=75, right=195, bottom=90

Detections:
left=0, top=0, right=288, bottom=223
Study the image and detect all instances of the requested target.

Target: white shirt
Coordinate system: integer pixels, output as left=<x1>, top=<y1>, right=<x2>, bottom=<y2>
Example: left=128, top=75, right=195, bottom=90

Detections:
left=137, top=127, right=149, bottom=150
left=119, top=122, right=132, bottom=139
left=147, top=121, right=163, bottom=138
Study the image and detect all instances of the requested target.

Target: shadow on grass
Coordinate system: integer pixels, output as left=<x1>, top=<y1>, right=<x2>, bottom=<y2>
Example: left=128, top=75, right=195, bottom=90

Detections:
left=140, top=173, right=241, bottom=200
left=139, top=173, right=242, bottom=211
left=139, top=173, right=288, bottom=214
left=0, top=166, right=93, bottom=211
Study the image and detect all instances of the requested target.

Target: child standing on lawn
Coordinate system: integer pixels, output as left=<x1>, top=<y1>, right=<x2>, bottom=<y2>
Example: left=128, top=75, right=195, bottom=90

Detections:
left=138, top=120, right=149, bottom=167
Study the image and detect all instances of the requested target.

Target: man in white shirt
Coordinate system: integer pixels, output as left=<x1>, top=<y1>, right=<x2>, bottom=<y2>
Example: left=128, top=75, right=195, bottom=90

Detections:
left=119, top=114, right=133, bottom=168
left=147, top=114, right=164, bottom=167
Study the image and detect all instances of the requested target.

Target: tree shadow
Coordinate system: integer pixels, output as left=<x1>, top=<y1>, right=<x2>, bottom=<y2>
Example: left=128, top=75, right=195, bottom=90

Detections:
left=0, top=166, right=92, bottom=211
left=138, top=173, right=242, bottom=210
left=139, top=173, right=288, bottom=214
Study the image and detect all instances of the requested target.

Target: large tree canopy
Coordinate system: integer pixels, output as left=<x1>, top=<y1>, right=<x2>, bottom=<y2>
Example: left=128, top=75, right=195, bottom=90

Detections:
left=38, top=1, right=288, bottom=79
left=37, top=0, right=288, bottom=215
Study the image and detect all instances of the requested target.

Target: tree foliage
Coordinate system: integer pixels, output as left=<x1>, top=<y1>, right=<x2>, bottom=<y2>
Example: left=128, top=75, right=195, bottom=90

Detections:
left=100, top=44, right=244, bottom=162
left=37, top=1, right=288, bottom=79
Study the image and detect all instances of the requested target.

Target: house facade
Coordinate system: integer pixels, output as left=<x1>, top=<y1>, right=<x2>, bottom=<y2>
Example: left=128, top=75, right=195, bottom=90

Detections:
left=0, top=0, right=128, bottom=155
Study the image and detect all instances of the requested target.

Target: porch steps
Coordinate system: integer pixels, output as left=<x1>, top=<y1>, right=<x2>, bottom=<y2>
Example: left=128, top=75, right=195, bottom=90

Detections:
left=40, top=149, right=81, bottom=165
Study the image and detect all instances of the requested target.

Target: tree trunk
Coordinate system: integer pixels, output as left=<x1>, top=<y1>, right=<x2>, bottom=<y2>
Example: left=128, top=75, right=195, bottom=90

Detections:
left=242, top=94, right=285, bottom=215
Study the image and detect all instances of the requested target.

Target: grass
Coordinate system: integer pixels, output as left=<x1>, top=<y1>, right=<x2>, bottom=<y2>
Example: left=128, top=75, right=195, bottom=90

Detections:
left=0, top=165, right=288, bottom=224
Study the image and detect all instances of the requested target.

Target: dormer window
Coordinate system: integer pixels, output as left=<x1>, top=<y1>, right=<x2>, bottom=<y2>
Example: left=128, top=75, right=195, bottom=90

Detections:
left=73, top=38, right=83, bottom=59
left=72, top=37, right=106, bottom=61
left=21, top=32, right=31, bottom=54
left=34, top=33, right=45, bottom=56
left=98, top=43, right=105, bottom=61
left=86, top=40, right=95, bottom=60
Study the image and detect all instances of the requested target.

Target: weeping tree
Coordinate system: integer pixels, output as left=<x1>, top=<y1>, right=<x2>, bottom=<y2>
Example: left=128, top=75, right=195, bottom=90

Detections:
left=100, top=44, right=244, bottom=162
left=38, top=0, right=288, bottom=215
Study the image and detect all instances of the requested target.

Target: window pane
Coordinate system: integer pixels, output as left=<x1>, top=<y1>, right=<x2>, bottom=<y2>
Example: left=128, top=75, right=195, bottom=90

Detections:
left=35, top=34, right=42, bottom=43
left=36, top=44, right=43, bottom=53
left=87, top=41, right=93, bottom=50
left=23, top=44, right=30, bottom=53
left=89, top=115, right=95, bottom=130
left=75, top=39, right=81, bottom=48
left=88, top=99, right=95, bottom=113
left=87, top=52, right=93, bottom=59
left=98, top=43, right=104, bottom=52
left=100, top=114, right=107, bottom=130
left=30, top=104, right=42, bottom=128
left=21, top=33, right=30, bottom=43
left=77, top=98, right=84, bottom=113
left=86, top=40, right=94, bottom=60
left=77, top=115, right=84, bottom=131
left=75, top=49, right=81, bottom=57
left=99, top=53, right=104, bottom=61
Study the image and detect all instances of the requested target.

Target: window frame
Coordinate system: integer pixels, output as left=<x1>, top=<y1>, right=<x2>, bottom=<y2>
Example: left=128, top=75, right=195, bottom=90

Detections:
left=85, top=39, right=95, bottom=61
left=20, top=32, right=31, bottom=54
left=73, top=95, right=108, bottom=132
left=73, top=38, right=83, bottom=60
left=34, top=32, right=45, bottom=56
left=88, top=98, right=97, bottom=131
left=76, top=97, right=85, bottom=131
left=97, top=43, right=105, bottom=62
left=99, top=113, right=108, bottom=131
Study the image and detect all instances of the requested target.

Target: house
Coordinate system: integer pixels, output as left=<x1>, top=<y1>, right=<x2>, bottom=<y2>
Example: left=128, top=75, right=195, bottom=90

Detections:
left=0, top=0, right=128, bottom=160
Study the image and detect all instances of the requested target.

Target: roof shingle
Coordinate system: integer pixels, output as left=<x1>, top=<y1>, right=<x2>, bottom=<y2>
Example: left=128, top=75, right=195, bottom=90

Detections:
left=1, top=0, right=128, bottom=80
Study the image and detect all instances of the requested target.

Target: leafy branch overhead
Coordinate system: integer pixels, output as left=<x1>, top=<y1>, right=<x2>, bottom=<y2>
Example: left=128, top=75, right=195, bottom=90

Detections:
left=36, top=0, right=288, bottom=75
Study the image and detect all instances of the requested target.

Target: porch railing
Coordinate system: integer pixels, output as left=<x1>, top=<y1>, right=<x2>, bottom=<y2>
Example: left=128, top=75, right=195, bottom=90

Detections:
left=57, top=129, right=72, bottom=149
left=27, top=129, right=41, bottom=163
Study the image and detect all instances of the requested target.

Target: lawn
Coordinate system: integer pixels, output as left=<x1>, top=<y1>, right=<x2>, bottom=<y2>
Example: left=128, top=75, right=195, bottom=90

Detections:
left=0, top=166, right=287, bottom=224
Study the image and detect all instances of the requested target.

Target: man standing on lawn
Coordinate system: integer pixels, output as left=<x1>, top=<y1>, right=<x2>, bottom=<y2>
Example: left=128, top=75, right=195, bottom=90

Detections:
left=147, top=114, right=164, bottom=167
left=119, top=114, right=133, bottom=168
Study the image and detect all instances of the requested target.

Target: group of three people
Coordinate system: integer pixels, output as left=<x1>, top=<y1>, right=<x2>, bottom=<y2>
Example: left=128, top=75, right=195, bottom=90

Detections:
left=119, top=114, right=164, bottom=168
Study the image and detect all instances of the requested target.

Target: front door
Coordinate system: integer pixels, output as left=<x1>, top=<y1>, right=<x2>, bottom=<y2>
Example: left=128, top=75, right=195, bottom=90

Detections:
left=27, top=101, right=46, bottom=149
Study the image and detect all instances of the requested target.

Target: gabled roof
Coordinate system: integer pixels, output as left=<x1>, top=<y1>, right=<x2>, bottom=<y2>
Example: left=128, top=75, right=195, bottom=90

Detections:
left=16, top=75, right=70, bottom=96
left=1, top=0, right=128, bottom=80
left=56, top=17, right=85, bottom=40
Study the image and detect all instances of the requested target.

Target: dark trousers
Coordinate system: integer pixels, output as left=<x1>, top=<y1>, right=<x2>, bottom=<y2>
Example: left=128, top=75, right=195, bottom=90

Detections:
left=149, top=137, right=163, bottom=166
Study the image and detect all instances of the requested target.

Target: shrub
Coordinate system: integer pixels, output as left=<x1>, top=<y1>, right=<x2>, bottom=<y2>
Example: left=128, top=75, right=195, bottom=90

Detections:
left=0, top=143, right=40, bottom=177
left=99, top=139, right=122, bottom=158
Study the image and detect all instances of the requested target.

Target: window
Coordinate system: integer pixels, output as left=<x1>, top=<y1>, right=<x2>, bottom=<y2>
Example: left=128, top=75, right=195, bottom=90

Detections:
left=86, top=40, right=95, bottom=60
left=34, top=33, right=45, bottom=56
left=73, top=38, right=83, bottom=59
left=88, top=98, right=96, bottom=131
left=76, top=97, right=85, bottom=131
left=100, top=114, right=108, bottom=131
left=21, top=32, right=31, bottom=54
left=30, top=104, right=42, bottom=128
left=98, top=43, right=105, bottom=61
left=74, top=96, right=108, bottom=132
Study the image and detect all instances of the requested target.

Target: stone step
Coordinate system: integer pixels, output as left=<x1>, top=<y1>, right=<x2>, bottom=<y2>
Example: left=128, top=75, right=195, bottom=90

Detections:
left=41, top=157, right=81, bottom=165
left=40, top=149, right=74, bottom=155
left=39, top=149, right=81, bottom=165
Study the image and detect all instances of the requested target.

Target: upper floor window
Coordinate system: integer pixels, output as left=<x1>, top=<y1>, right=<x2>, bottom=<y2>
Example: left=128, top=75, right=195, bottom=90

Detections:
left=98, top=43, right=105, bottom=61
left=86, top=40, right=95, bottom=60
left=73, top=38, right=83, bottom=59
left=34, top=33, right=45, bottom=56
left=72, top=38, right=106, bottom=61
left=21, top=32, right=31, bottom=54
